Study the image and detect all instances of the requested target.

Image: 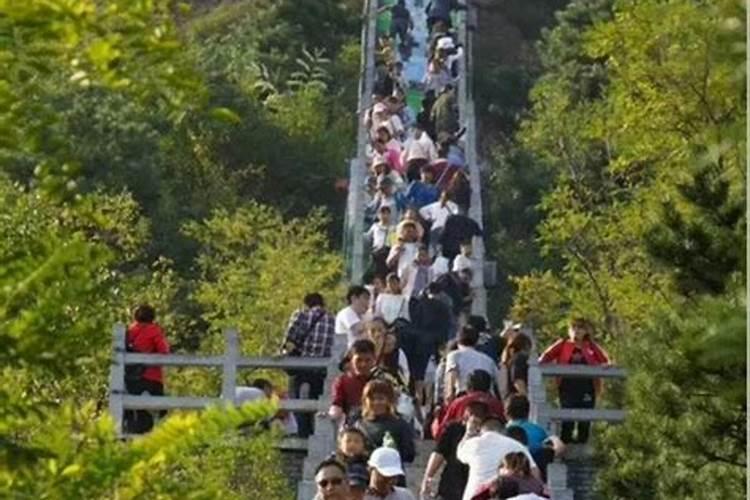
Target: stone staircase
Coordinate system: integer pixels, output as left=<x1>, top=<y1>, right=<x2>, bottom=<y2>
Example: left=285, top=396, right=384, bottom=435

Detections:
left=405, top=438, right=434, bottom=496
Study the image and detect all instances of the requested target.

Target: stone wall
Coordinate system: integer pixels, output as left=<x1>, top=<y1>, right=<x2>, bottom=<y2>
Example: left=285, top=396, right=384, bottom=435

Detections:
left=280, top=449, right=308, bottom=495
left=565, top=453, right=600, bottom=500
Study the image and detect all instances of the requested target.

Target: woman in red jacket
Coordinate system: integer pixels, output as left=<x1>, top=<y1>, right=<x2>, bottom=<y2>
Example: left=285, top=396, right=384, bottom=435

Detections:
left=124, top=304, right=170, bottom=434
left=539, top=318, right=609, bottom=444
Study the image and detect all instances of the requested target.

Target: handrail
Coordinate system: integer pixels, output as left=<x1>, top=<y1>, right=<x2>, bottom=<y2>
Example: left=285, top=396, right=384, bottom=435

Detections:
left=120, top=395, right=322, bottom=413
left=526, top=329, right=627, bottom=500
left=108, top=324, right=344, bottom=437
left=537, top=364, right=627, bottom=378
left=121, top=352, right=332, bottom=370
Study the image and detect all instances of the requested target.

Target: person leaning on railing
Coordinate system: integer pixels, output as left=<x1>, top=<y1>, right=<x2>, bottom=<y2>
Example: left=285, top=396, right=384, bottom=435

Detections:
left=538, top=317, right=611, bottom=444
left=281, top=292, right=336, bottom=437
left=124, top=304, right=170, bottom=434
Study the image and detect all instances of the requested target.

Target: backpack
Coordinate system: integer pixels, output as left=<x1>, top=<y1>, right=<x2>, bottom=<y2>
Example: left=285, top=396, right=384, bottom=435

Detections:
left=125, top=329, right=146, bottom=384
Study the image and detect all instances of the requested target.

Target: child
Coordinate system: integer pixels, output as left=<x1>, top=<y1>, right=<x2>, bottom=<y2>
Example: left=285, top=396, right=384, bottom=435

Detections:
left=329, top=339, right=377, bottom=421
left=365, top=205, right=397, bottom=253
left=334, top=426, right=369, bottom=468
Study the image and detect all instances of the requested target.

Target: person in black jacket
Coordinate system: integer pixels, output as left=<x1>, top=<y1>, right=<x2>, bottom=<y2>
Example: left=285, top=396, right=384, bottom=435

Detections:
left=435, top=267, right=473, bottom=316
left=409, top=282, right=452, bottom=412
left=439, top=213, right=483, bottom=261
left=354, top=380, right=416, bottom=466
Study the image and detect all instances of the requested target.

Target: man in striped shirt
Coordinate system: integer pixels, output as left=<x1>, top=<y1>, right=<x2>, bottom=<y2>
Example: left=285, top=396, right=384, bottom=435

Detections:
left=283, top=292, right=335, bottom=436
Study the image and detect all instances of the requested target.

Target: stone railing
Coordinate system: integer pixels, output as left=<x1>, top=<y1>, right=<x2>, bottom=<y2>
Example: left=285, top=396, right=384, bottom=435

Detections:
left=108, top=323, right=347, bottom=488
left=526, top=333, right=627, bottom=499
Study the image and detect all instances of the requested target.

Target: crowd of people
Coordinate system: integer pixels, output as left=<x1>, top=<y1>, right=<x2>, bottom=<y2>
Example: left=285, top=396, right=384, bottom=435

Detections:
left=120, top=2, right=615, bottom=499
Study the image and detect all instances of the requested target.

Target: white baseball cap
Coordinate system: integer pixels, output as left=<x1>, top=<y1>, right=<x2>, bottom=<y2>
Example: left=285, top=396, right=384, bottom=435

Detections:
left=368, top=447, right=404, bottom=477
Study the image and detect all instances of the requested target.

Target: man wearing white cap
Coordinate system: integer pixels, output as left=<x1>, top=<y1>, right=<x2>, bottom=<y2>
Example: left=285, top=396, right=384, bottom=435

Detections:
left=364, top=447, right=416, bottom=500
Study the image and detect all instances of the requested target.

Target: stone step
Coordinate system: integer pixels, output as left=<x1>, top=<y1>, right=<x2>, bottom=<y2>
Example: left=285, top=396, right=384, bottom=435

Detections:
left=405, top=439, right=434, bottom=496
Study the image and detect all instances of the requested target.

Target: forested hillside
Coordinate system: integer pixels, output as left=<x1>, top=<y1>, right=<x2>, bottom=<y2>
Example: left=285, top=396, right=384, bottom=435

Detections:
left=0, top=0, right=358, bottom=497
left=480, top=0, right=746, bottom=498
left=0, top=0, right=745, bottom=499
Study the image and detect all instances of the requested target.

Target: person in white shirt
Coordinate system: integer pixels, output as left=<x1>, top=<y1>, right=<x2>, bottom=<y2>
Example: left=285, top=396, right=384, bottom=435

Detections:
left=336, top=285, right=371, bottom=346
left=365, top=205, right=397, bottom=251
left=401, top=245, right=435, bottom=299
left=386, top=220, right=421, bottom=279
left=420, top=191, right=459, bottom=228
left=374, top=273, right=411, bottom=324
left=401, top=124, right=438, bottom=167
left=457, top=403, right=539, bottom=500
left=445, top=325, right=502, bottom=401
left=420, top=191, right=459, bottom=255
left=453, top=240, right=479, bottom=288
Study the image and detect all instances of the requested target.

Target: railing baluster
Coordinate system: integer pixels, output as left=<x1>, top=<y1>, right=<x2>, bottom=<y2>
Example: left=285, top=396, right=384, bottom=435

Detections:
left=109, top=323, right=126, bottom=436
left=221, top=328, right=239, bottom=405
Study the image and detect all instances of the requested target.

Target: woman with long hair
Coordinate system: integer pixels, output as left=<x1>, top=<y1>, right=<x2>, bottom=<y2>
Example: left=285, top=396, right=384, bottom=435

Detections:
left=539, top=317, right=610, bottom=444
left=500, top=331, right=533, bottom=398
left=353, top=380, right=416, bottom=466
left=446, top=169, right=471, bottom=214
left=366, top=318, right=410, bottom=389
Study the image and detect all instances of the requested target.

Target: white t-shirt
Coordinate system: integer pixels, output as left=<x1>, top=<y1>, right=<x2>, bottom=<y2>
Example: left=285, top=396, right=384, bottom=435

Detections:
left=419, top=201, right=459, bottom=229
left=374, top=293, right=410, bottom=324
left=387, top=242, right=419, bottom=278
left=457, top=432, right=537, bottom=500
left=445, top=346, right=498, bottom=394
left=402, top=133, right=438, bottom=164
left=366, top=222, right=396, bottom=250
left=335, top=305, right=364, bottom=346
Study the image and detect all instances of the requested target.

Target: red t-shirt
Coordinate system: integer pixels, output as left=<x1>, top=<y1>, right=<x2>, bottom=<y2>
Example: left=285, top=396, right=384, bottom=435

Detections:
left=127, top=322, right=170, bottom=384
left=436, top=391, right=505, bottom=439
left=331, top=372, right=369, bottom=415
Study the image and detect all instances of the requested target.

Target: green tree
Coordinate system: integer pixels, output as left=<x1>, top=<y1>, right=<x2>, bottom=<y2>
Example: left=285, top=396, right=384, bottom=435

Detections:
left=185, top=202, right=344, bottom=355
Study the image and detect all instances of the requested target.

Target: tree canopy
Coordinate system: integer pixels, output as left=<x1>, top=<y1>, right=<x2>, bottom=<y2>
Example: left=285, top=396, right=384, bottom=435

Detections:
left=484, top=0, right=746, bottom=497
left=0, top=0, right=359, bottom=497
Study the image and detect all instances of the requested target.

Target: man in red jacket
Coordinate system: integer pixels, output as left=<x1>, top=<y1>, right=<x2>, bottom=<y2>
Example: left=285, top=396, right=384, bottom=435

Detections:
left=434, top=369, right=505, bottom=440
left=124, top=304, right=170, bottom=434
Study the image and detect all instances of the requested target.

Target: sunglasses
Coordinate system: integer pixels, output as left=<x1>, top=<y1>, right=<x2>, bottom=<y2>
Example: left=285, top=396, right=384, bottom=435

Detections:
left=318, top=477, right=344, bottom=488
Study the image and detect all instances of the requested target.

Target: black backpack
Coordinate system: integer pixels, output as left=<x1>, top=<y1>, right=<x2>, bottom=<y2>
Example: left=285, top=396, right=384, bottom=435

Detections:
left=125, top=329, right=146, bottom=384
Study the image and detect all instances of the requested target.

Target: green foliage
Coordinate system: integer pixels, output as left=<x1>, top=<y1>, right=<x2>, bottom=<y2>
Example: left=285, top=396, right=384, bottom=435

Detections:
left=597, top=292, right=746, bottom=500
left=0, top=0, right=361, bottom=494
left=489, top=0, right=747, bottom=496
left=3, top=399, right=287, bottom=499
left=185, top=202, right=344, bottom=355
left=645, top=162, right=745, bottom=296
left=0, top=0, right=204, bottom=198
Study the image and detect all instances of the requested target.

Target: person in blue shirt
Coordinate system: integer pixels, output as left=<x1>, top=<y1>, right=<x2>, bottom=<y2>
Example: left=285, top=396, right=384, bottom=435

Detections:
left=505, top=394, right=549, bottom=457
left=405, top=164, right=440, bottom=210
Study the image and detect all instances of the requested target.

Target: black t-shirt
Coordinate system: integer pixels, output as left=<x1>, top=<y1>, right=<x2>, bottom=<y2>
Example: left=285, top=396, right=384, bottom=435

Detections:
left=507, top=351, right=529, bottom=395
left=436, top=422, right=469, bottom=500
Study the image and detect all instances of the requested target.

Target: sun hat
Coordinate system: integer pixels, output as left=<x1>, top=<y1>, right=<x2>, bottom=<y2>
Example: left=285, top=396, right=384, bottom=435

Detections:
left=367, top=447, right=404, bottom=478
